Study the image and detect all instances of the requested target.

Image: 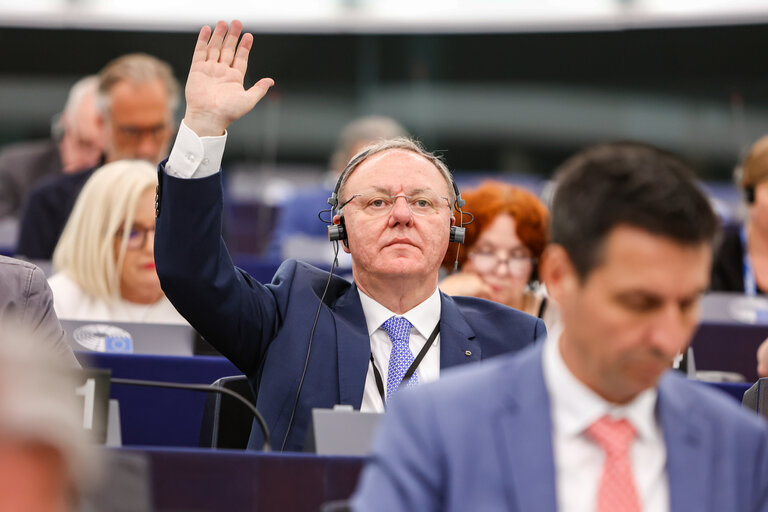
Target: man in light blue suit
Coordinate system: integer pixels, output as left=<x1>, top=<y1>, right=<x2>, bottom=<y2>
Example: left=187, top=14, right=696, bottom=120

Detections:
left=352, top=142, right=768, bottom=511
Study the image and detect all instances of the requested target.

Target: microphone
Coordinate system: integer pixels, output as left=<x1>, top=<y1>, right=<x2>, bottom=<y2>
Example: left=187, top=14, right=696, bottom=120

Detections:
left=111, top=377, right=271, bottom=452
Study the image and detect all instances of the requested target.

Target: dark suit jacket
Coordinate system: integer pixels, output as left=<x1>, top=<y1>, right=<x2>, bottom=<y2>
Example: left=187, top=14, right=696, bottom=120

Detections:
left=0, top=255, right=78, bottom=367
left=15, top=167, right=95, bottom=260
left=154, top=166, right=546, bottom=451
left=352, top=342, right=768, bottom=512
left=0, top=139, right=62, bottom=219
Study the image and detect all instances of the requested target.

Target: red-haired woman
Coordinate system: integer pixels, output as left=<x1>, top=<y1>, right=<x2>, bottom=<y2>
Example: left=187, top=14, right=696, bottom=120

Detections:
left=440, top=181, right=559, bottom=331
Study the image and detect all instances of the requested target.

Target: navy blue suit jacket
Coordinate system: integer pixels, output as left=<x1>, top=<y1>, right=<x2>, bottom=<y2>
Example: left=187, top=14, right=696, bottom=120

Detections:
left=16, top=167, right=95, bottom=259
left=154, top=166, right=545, bottom=451
left=352, top=342, right=768, bottom=511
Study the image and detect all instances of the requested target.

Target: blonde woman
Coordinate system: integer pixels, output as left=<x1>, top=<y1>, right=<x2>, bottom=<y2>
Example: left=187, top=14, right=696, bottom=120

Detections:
left=48, top=160, right=186, bottom=324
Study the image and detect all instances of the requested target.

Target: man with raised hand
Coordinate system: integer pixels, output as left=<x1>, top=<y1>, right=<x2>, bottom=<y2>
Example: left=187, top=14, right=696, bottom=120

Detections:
left=154, top=21, right=544, bottom=451
left=352, top=142, right=768, bottom=512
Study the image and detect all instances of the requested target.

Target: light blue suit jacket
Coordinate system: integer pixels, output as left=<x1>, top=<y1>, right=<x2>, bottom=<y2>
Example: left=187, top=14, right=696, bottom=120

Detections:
left=352, top=342, right=768, bottom=511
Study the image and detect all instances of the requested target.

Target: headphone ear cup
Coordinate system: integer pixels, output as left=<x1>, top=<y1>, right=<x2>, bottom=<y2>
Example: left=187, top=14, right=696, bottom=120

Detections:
left=449, top=226, right=465, bottom=244
left=328, top=215, right=348, bottom=247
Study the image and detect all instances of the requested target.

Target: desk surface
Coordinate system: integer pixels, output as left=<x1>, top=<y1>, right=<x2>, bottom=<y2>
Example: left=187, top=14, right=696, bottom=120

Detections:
left=124, top=447, right=365, bottom=512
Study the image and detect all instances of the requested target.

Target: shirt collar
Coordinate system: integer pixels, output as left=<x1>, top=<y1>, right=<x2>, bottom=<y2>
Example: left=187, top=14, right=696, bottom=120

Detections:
left=357, top=287, right=442, bottom=339
left=542, top=332, right=660, bottom=442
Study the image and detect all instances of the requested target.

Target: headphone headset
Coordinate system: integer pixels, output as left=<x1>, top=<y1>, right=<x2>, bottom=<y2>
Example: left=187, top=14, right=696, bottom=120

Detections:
left=326, top=149, right=468, bottom=247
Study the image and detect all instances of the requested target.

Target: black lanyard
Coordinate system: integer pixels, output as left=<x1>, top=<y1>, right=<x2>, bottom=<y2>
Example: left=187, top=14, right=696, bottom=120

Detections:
left=370, top=322, right=441, bottom=408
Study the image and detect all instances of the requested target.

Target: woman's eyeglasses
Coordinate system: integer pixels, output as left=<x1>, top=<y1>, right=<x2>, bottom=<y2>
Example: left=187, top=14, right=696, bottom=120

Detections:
left=115, top=225, right=155, bottom=250
left=468, top=248, right=534, bottom=276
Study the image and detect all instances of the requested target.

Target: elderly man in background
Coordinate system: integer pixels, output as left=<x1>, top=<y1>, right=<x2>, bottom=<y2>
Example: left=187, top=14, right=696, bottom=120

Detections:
left=16, top=53, right=179, bottom=260
left=0, top=75, right=102, bottom=221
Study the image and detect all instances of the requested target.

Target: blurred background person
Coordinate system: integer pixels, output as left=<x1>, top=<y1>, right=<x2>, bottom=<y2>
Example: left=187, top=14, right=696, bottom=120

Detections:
left=758, top=338, right=768, bottom=377
left=267, top=115, right=408, bottom=265
left=0, top=323, right=97, bottom=512
left=710, top=136, right=768, bottom=378
left=439, top=181, right=558, bottom=330
left=0, top=255, right=79, bottom=367
left=48, top=160, right=186, bottom=324
left=711, top=134, right=768, bottom=294
left=0, top=75, right=102, bottom=220
left=16, top=53, right=179, bottom=261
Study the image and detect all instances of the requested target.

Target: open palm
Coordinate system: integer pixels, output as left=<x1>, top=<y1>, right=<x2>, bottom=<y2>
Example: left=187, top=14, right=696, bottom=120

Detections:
left=184, top=20, right=274, bottom=137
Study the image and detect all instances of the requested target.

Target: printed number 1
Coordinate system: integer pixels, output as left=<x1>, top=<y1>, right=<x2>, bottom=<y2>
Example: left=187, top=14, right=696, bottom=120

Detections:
left=75, top=378, right=95, bottom=430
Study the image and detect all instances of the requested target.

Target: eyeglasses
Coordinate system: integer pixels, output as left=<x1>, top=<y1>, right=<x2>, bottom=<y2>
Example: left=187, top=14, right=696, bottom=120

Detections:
left=468, top=248, right=534, bottom=276
left=115, top=225, right=155, bottom=250
left=114, top=123, right=170, bottom=142
left=343, top=190, right=451, bottom=217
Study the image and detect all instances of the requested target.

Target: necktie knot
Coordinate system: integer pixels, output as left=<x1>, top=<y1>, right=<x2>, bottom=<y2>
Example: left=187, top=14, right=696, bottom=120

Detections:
left=381, top=316, right=412, bottom=345
left=587, top=415, right=636, bottom=457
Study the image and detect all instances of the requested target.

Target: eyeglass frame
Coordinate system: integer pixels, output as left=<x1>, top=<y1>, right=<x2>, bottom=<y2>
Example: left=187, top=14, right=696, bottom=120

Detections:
left=467, top=247, right=537, bottom=276
left=341, top=189, right=452, bottom=217
left=113, top=122, right=171, bottom=143
left=115, top=224, right=155, bottom=250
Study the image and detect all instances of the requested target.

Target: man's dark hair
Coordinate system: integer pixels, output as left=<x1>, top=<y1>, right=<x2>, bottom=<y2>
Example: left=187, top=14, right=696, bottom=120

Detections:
left=550, top=141, right=719, bottom=279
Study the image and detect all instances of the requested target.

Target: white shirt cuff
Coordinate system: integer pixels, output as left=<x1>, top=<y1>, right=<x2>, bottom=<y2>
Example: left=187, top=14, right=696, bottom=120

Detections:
left=165, top=119, right=227, bottom=179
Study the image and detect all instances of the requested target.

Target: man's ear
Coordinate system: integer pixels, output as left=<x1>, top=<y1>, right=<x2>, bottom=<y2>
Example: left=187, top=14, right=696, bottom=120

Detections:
left=540, top=244, right=578, bottom=307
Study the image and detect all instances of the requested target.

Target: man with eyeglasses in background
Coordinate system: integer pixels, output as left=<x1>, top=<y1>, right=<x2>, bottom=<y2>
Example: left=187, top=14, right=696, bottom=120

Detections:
left=16, top=53, right=179, bottom=261
left=153, top=20, right=545, bottom=451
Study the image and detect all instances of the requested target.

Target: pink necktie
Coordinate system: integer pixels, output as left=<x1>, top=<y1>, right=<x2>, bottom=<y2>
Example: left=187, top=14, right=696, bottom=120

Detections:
left=586, top=415, right=642, bottom=512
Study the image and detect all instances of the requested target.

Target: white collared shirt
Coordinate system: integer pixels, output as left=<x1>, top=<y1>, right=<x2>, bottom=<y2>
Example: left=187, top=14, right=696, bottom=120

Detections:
left=165, top=121, right=443, bottom=413
left=358, top=287, right=441, bottom=413
left=542, top=332, right=669, bottom=512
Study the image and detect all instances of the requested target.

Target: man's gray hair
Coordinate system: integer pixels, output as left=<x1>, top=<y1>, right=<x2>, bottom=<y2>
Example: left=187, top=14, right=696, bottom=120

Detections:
left=63, top=75, right=99, bottom=118
left=96, top=53, right=180, bottom=116
left=337, top=137, right=457, bottom=208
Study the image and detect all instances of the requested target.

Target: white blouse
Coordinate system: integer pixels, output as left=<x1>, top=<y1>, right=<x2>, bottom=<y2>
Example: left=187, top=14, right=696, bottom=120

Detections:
left=48, top=273, right=188, bottom=325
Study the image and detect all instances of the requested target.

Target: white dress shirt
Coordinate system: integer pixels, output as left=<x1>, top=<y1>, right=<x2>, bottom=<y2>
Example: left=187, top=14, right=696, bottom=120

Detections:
left=542, top=332, right=669, bottom=512
left=163, top=120, right=442, bottom=413
left=358, top=287, right=441, bottom=413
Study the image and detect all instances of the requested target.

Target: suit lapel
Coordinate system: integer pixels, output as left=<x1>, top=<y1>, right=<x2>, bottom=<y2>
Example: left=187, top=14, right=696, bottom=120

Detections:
left=658, top=374, right=711, bottom=512
left=332, top=284, right=371, bottom=409
left=494, top=345, right=558, bottom=511
left=439, top=292, right=480, bottom=369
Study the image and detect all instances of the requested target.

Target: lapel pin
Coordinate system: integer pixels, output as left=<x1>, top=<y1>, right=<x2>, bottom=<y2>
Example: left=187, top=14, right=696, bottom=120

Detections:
left=464, top=350, right=472, bottom=357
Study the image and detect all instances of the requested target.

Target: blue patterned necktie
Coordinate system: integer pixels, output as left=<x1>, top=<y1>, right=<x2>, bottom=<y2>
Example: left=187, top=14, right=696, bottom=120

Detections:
left=382, top=316, right=419, bottom=401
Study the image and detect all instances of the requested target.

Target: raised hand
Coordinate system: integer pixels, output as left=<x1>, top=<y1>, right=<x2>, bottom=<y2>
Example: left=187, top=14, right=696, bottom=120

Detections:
left=184, top=20, right=274, bottom=137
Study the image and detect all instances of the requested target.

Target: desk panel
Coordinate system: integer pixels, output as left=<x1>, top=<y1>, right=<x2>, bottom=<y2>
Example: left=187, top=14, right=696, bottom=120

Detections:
left=126, top=447, right=364, bottom=512
left=691, top=322, right=768, bottom=383
left=79, top=352, right=239, bottom=447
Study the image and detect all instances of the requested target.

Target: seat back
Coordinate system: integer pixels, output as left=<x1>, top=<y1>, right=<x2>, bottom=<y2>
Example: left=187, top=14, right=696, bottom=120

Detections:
left=199, top=375, right=256, bottom=449
left=742, top=378, right=768, bottom=420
